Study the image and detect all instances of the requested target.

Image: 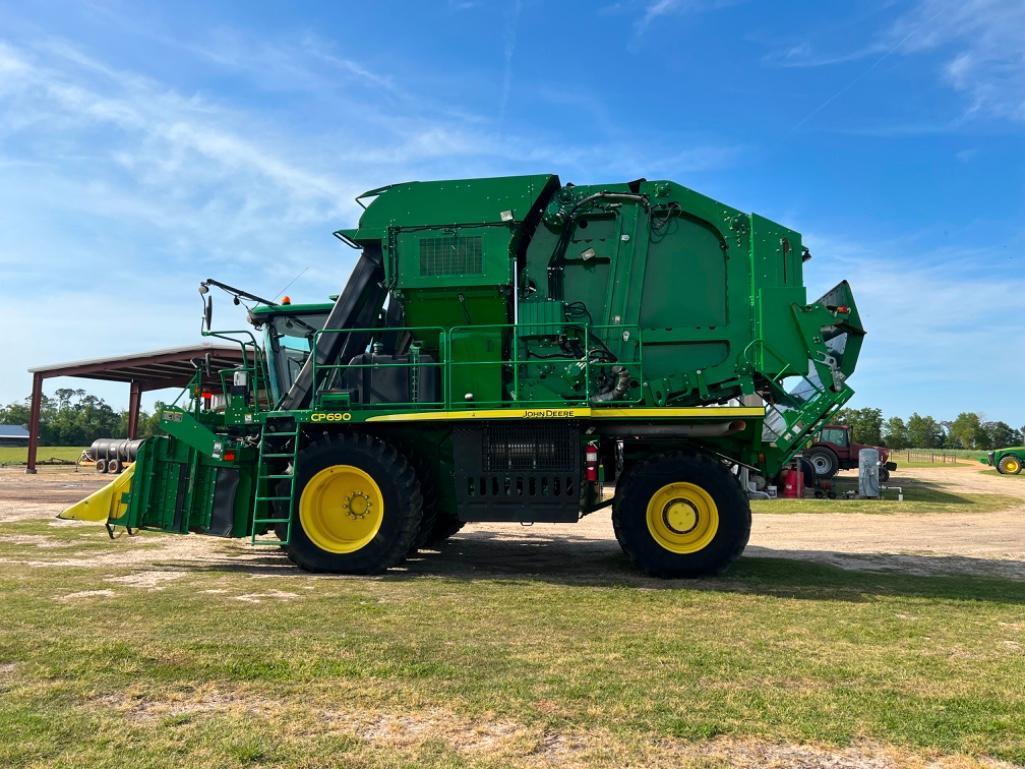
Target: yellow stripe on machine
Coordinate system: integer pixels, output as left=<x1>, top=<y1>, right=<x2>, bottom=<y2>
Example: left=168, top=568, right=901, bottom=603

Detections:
left=366, top=406, right=764, bottom=423
left=58, top=464, right=135, bottom=523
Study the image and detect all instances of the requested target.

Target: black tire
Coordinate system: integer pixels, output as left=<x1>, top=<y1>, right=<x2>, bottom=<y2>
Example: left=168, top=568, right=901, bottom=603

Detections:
left=406, top=453, right=440, bottom=553
left=806, top=447, right=839, bottom=479
left=427, top=513, right=465, bottom=545
left=998, top=455, right=1023, bottom=475
left=106, top=458, right=122, bottom=474
left=879, top=468, right=890, bottom=483
left=286, top=433, right=422, bottom=574
left=95, top=460, right=107, bottom=474
left=612, top=453, right=751, bottom=578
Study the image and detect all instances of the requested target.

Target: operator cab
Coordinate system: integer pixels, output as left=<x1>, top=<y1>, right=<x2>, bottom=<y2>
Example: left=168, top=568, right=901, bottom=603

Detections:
left=249, top=302, right=331, bottom=404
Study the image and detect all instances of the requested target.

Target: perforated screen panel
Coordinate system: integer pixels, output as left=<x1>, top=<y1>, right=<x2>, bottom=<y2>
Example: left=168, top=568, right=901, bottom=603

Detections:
left=419, top=236, right=483, bottom=276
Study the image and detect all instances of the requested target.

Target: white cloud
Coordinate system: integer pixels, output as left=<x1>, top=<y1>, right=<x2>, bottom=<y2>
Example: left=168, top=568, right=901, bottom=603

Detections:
left=498, top=0, right=523, bottom=125
left=803, top=232, right=1025, bottom=423
left=0, top=30, right=743, bottom=408
left=890, top=0, right=1025, bottom=123
left=630, top=0, right=742, bottom=42
left=766, top=0, right=1025, bottom=126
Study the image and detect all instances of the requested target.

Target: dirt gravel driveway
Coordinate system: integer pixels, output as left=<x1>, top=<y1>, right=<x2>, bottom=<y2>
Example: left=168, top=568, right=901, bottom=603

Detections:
left=2, top=463, right=1023, bottom=581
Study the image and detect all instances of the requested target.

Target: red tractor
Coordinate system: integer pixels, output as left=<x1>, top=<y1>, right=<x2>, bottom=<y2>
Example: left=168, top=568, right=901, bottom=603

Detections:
left=806, top=424, right=896, bottom=481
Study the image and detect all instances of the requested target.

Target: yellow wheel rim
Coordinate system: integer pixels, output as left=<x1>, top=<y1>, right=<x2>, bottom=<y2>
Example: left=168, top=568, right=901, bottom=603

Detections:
left=1006, top=459, right=1021, bottom=473
left=299, top=465, right=384, bottom=554
left=645, top=482, right=719, bottom=554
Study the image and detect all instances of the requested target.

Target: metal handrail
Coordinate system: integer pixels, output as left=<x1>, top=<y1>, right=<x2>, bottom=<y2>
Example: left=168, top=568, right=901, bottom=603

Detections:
left=447, top=322, right=644, bottom=408
left=201, top=329, right=272, bottom=410
left=311, top=326, right=447, bottom=409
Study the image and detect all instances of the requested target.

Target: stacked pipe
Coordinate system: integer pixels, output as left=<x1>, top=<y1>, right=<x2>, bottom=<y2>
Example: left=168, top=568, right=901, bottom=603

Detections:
left=87, top=438, right=144, bottom=474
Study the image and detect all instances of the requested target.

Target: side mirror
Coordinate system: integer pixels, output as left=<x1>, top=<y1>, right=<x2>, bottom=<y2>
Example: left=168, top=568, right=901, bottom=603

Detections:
left=203, top=295, right=213, bottom=331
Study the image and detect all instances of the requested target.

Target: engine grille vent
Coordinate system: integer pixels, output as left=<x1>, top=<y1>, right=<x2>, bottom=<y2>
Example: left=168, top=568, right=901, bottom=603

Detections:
left=453, top=423, right=582, bottom=523
left=419, top=236, right=483, bottom=276
left=482, top=423, right=576, bottom=471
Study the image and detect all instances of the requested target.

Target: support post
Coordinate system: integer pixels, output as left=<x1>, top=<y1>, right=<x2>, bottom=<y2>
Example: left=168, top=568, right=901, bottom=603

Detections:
left=26, top=373, right=43, bottom=474
left=127, top=381, right=142, bottom=439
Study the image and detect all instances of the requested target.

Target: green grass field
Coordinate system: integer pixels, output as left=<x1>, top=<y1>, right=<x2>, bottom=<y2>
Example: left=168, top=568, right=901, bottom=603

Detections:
left=896, top=459, right=966, bottom=468
left=1, top=515, right=1024, bottom=767
left=0, top=446, right=85, bottom=466
left=752, top=480, right=1018, bottom=515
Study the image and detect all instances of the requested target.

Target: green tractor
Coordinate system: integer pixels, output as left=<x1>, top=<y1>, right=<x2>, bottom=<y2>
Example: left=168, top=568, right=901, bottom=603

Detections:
left=64, top=174, right=865, bottom=577
left=983, top=447, right=1025, bottom=475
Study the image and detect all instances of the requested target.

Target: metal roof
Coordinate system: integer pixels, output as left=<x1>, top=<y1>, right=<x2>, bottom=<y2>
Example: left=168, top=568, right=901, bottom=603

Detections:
left=29, top=344, right=248, bottom=390
left=0, top=425, right=29, bottom=439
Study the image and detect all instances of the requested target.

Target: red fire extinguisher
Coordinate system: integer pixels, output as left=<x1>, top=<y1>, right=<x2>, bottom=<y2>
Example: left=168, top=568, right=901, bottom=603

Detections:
left=782, top=463, right=804, bottom=498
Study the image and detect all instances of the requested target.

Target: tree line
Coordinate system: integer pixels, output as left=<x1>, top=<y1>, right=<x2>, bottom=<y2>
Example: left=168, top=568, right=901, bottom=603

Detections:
left=834, top=407, right=1024, bottom=451
left=0, top=388, right=165, bottom=446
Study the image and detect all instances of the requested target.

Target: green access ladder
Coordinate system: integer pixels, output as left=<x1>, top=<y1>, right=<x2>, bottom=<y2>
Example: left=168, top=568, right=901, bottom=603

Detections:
left=251, top=418, right=301, bottom=546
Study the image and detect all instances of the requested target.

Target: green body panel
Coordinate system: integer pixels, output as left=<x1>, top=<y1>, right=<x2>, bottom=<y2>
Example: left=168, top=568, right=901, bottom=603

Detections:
left=982, top=447, right=1025, bottom=466
left=121, top=434, right=255, bottom=536
left=449, top=328, right=504, bottom=404
left=340, top=174, right=557, bottom=241
left=109, top=173, right=866, bottom=539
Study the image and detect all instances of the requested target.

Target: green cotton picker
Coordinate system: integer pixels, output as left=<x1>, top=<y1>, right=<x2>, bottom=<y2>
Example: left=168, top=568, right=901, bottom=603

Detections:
left=62, top=174, right=865, bottom=578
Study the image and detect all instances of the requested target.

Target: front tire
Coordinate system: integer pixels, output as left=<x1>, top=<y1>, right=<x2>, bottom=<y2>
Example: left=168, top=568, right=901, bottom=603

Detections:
left=612, top=453, right=750, bottom=578
left=287, top=433, right=422, bottom=574
left=998, top=455, right=1023, bottom=475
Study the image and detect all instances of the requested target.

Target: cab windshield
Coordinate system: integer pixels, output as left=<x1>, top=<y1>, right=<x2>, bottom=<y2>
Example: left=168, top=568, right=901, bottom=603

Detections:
left=263, top=312, right=328, bottom=402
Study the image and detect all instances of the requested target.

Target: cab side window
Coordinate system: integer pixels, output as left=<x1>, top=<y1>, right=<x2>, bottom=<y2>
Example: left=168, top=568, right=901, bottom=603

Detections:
left=821, top=428, right=849, bottom=446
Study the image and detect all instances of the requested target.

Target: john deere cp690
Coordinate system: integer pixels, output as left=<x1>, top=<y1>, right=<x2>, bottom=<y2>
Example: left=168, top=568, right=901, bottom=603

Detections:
left=64, top=174, right=864, bottom=577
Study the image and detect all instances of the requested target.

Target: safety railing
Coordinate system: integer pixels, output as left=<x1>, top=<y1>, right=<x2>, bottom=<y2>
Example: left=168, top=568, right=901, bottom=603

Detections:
left=446, top=323, right=644, bottom=408
left=307, top=323, right=645, bottom=410
left=201, top=329, right=274, bottom=411
left=311, top=326, right=448, bottom=410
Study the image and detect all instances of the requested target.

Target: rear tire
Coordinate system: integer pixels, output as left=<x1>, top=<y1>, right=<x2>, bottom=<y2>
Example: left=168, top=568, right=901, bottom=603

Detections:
left=612, top=453, right=750, bottom=578
left=807, top=447, right=839, bottom=479
left=286, top=433, right=422, bottom=574
left=407, top=453, right=440, bottom=553
left=998, top=455, right=1023, bottom=475
left=427, top=513, right=464, bottom=545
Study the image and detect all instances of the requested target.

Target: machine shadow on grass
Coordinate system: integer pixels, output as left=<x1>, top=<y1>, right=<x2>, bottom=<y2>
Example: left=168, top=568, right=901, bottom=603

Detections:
left=169, top=532, right=1025, bottom=606
left=401, top=534, right=1025, bottom=604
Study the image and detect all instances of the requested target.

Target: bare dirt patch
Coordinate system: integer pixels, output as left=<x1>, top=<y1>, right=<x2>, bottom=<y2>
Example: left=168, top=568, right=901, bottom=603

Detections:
left=232, top=589, right=300, bottom=603
left=3, top=465, right=1025, bottom=583
left=57, top=589, right=117, bottom=602
left=0, top=468, right=109, bottom=521
left=88, top=685, right=1016, bottom=768
left=0, top=533, right=75, bottom=549
left=104, top=570, right=188, bottom=590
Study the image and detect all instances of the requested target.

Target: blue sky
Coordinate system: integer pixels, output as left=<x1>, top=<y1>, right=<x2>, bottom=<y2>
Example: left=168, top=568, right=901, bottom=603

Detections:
left=1, top=0, right=1023, bottom=424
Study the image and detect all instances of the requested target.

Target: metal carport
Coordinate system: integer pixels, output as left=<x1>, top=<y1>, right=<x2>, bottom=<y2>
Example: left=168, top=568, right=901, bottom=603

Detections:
left=25, top=344, right=246, bottom=473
